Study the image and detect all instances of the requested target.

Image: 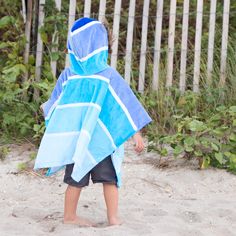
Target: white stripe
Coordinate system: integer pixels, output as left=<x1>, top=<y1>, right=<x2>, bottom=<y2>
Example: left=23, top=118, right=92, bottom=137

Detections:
left=98, top=119, right=117, bottom=149
left=45, top=131, right=80, bottom=137
left=108, top=85, right=138, bottom=131
left=62, top=74, right=109, bottom=88
left=68, top=74, right=109, bottom=83
left=62, top=80, right=67, bottom=87
left=79, top=46, right=108, bottom=62
left=86, top=150, right=98, bottom=165
left=81, top=129, right=91, bottom=140
left=68, top=48, right=79, bottom=60
left=56, top=103, right=101, bottom=111
left=71, top=21, right=101, bottom=36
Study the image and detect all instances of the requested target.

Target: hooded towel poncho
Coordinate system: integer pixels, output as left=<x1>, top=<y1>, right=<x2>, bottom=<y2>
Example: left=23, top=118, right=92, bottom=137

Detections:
left=34, top=18, right=152, bottom=187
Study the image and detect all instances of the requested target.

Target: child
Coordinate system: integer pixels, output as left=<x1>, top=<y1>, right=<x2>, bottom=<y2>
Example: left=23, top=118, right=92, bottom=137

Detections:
left=64, top=131, right=144, bottom=226
left=35, top=17, right=151, bottom=227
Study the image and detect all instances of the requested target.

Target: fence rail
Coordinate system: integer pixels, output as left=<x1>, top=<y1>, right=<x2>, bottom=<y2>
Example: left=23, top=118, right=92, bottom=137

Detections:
left=23, top=0, right=231, bottom=94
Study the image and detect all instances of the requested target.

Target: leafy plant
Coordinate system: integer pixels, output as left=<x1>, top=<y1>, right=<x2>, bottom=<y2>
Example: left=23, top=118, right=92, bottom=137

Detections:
left=0, top=146, right=9, bottom=161
left=148, top=105, right=236, bottom=173
left=17, top=162, right=27, bottom=171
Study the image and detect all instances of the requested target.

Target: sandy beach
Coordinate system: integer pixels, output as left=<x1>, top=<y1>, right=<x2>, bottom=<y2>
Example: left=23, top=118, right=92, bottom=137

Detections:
left=0, top=141, right=236, bottom=236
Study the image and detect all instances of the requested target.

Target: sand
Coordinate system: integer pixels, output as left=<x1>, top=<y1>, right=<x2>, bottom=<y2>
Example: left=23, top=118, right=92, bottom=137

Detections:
left=0, top=141, right=236, bottom=236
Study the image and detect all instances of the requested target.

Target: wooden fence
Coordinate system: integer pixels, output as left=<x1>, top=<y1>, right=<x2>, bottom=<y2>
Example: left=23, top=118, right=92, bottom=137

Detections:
left=23, top=0, right=231, bottom=93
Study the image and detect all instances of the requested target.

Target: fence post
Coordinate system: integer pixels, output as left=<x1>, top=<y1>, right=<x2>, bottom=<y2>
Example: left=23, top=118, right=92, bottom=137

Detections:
left=166, top=0, right=176, bottom=88
left=65, top=0, right=76, bottom=68
left=219, top=0, right=230, bottom=86
left=34, top=0, right=45, bottom=100
left=84, top=0, right=91, bottom=17
left=110, top=0, right=122, bottom=69
left=179, top=0, right=189, bottom=93
left=23, top=0, right=33, bottom=82
left=152, top=0, right=163, bottom=91
left=50, top=0, right=62, bottom=78
left=124, top=0, right=136, bottom=85
left=21, top=0, right=26, bottom=23
left=98, top=0, right=106, bottom=22
left=138, top=0, right=150, bottom=92
left=193, top=0, right=203, bottom=93
left=207, top=0, right=217, bottom=84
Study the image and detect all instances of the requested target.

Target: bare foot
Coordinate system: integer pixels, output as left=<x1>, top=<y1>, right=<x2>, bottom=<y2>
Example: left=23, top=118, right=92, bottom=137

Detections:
left=108, top=217, right=123, bottom=226
left=63, top=216, right=95, bottom=227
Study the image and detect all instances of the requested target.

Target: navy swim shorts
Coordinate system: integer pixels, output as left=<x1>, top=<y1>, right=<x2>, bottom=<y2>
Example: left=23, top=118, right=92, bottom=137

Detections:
left=63, top=155, right=117, bottom=188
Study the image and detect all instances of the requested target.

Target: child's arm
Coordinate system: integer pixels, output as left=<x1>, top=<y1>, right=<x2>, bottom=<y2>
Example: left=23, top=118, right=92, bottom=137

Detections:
left=132, top=132, right=144, bottom=153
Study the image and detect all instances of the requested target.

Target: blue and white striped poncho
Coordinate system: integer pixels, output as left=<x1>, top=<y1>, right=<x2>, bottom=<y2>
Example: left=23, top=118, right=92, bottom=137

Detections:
left=34, top=18, right=152, bottom=187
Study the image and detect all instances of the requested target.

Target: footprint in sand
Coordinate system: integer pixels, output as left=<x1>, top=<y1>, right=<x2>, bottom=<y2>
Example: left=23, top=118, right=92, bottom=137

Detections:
left=12, top=206, right=62, bottom=222
left=143, top=208, right=168, bottom=217
left=180, top=229, right=204, bottom=236
left=11, top=206, right=62, bottom=233
left=216, top=208, right=236, bottom=223
left=95, top=221, right=109, bottom=228
left=179, top=211, right=202, bottom=223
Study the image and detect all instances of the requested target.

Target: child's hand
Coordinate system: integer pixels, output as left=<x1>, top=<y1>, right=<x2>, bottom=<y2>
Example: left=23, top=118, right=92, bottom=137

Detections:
left=132, top=132, right=144, bottom=153
left=39, top=102, right=46, bottom=114
left=40, top=104, right=44, bottom=113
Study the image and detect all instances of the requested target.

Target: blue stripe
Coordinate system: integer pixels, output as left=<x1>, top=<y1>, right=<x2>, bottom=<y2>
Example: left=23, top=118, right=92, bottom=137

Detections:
left=35, top=132, right=79, bottom=168
left=59, top=77, right=109, bottom=106
left=89, top=121, right=116, bottom=158
left=99, top=89, right=136, bottom=146
left=46, top=106, right=85, bottom=133
left=99, top=67, right=152, bottom=130
left=69, top=50, right=109, bottom=76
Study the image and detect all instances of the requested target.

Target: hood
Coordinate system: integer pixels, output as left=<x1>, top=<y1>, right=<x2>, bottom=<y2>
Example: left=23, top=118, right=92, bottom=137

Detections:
left=67, top=17, right=109, bottom=75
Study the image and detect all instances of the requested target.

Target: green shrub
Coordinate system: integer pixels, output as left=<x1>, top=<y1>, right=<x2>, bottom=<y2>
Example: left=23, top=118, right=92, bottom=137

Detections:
left=147, top=102, right=236, bottom=173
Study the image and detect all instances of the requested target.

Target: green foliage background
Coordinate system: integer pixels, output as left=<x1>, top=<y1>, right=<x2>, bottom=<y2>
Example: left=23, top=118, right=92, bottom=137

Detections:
left=0, top=0, right=235, bottom=172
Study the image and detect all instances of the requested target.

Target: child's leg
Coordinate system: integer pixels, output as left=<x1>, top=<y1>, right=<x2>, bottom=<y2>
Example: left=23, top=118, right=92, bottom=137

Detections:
left=103, top=183, right=122, bottom=225
left=63, top=164, right=94, bottom=226
left=64, top=185, right=94, bottom=226
left=64, top=185, right=81, bottom=221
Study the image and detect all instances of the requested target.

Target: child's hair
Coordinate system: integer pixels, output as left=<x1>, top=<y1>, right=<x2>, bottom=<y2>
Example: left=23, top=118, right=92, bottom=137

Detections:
left=102, top=19, right=114, bottom=54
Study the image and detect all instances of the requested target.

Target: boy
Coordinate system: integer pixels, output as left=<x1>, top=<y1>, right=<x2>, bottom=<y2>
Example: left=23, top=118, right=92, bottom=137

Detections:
left=64, top=132, right=144, bottom=226
left=35, top=17, right=151, bottom=227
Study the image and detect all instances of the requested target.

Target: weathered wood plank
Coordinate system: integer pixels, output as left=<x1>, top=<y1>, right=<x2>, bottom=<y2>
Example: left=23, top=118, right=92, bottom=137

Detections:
left=179, top=0, right=189, bottom=92
left=65, top=0, right=76, bottom=68
left=219, top=0, right=230, bottom=86
left=110, top=0, right=122, bottom=69
left=152, top=0, right=163, bottom=91
left=166, top=0, right=177, bottom=88
left=50, top=0, right=62, bottom=77
left=98, top=0, right=106, bottom=22
left=193, top=0, right=203, bottom=92
left=207, top=0, right=217, bottom=84
left=23, top=0, right=33, bottom=82
left=138, top=0, right=150, bottom=92
left=124, top=0, right=136, bottom=84
left=21, top=0, right=27, bottom=23
left=34, top=0, right=45, bottom=99
left=84, top=0, right=91, bottom=18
